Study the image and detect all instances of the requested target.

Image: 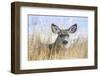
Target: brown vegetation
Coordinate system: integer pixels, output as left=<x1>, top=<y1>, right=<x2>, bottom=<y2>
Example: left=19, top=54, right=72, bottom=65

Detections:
left=28, top=34, right=88, bottom=61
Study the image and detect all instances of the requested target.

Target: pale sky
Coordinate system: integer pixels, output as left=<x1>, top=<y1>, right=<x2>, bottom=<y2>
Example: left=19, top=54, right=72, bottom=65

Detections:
left=28, top=15, right=88, bottom=38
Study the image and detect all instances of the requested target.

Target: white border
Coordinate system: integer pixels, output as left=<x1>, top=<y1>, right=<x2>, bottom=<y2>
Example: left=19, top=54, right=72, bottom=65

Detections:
left=20, top=7, right=95, bottom=70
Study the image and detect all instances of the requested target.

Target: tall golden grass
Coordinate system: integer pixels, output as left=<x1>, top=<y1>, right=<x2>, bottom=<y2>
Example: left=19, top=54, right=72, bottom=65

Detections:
left=28, top=34, right=88, bottom=61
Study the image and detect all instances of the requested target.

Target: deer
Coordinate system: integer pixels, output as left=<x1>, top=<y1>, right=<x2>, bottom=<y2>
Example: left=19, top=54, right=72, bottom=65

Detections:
left=49, top=23, right=77, bottom=52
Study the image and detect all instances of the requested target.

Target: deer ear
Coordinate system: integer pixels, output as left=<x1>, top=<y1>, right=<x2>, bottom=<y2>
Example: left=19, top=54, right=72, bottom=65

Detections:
left=51, top=24, right=60, bottom=34
left=68, top=24, right=77, bottom=33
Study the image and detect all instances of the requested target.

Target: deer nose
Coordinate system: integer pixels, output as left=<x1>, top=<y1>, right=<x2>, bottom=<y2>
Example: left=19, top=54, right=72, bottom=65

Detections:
left=63, top=40, right=68, bottom=45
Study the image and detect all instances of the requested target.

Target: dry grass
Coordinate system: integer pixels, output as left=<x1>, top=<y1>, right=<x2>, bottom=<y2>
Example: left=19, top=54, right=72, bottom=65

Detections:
left=28, top=34, right=88, bottom=61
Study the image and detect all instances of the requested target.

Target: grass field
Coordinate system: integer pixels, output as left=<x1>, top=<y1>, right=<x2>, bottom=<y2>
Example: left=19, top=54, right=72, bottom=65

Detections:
left=28, top=34, right=88, bottom=61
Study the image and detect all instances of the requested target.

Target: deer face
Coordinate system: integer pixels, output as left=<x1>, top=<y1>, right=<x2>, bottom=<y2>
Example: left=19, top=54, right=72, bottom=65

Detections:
left=51, top=23, right=77, bottom=48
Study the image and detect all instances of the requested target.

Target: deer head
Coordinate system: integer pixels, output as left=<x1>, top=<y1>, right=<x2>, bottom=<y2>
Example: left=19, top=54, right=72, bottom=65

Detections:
left=49, top=23, right=77, bottom=50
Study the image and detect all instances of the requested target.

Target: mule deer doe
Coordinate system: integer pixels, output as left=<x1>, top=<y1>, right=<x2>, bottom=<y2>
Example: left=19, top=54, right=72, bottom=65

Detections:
left=49, top=23, right=77, bottom=51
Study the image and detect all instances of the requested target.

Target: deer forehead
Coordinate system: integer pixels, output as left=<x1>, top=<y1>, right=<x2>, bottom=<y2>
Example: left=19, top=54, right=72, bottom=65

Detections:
left=58, top=30, right=69, bottom=37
